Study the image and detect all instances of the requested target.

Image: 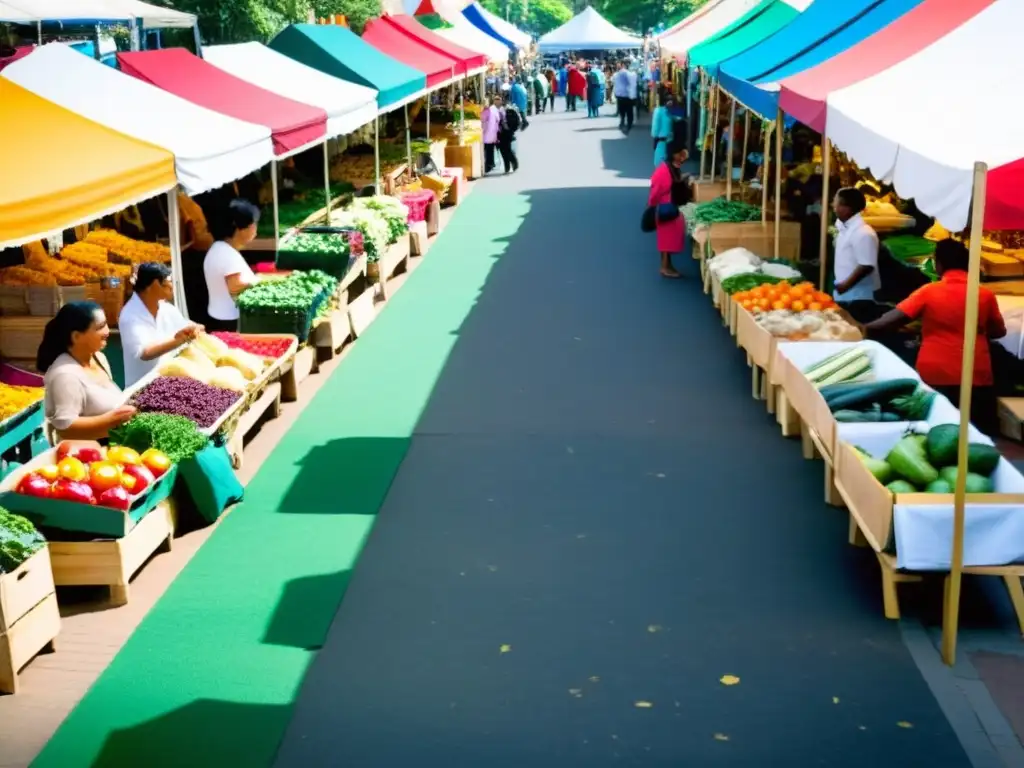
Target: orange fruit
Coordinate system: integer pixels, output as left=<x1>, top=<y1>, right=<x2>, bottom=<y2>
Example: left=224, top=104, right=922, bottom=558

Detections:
left=771, top=300, right=786, bottom=311
left=791, top=299, right=806, bottom=312
left=807, top=301, right=822, bottom=311
left=757, top=298, right=771, bottom=310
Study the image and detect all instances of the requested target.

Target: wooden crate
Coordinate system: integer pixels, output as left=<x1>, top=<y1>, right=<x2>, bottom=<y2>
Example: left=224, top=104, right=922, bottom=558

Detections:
left=280, top=345, right=316, bottom=403
left=0, top=316, right=48, bottom=360
left=708, top=221, right=801, bottom=261
left=444, top=145, right=472, bottom=181
left=378, top=237, right=411, bottom=301
left=49, top=498, right=176, bottom=606
left=347, top=288, right=377, bottom=339
left=999, top=397, right=1024, bottom=441
left=409, top=221, right=428, bottom=257
left=226, top=382, right=282, bottom=470
left=0, top=546, right=59, bottom=694
left=694, top=180, right=728, bottom=203
left=311, top=308, right=351, bottom=358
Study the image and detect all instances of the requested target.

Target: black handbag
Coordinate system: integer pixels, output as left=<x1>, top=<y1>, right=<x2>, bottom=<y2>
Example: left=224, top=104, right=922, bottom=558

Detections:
left=641, top=203, right=679, bottom=233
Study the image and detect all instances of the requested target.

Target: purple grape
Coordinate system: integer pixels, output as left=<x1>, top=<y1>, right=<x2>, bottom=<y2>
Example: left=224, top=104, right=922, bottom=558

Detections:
left=131, top=377, right=241, bottom=429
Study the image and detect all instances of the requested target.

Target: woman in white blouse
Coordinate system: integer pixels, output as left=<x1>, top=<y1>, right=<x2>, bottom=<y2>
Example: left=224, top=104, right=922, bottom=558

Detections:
left=39, top=302, right=135, bottom=440
left=204, top=199, right=260, bottom=332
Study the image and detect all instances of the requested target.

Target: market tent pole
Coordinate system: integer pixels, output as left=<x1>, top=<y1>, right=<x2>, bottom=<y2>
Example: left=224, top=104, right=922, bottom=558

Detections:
left=323, top=142, right=332, bottom=224
left=404, top=103, right=412, bottom=174
left=761, top=120, right=769, bottom=223
left=818, top=136, right=832, bottom=288
left=773, top=106, right=782, bottom=259
left=460, top=78, right=466, bottom=135
left=941, top=161, right=988, bottom=667
left=167, top=190, right=188, bottom=318
left=374, top=116, right=381, bottom=195
left=271, top=159, right=280, bottom=251
left=36, top=20, right=41, bottom=44
left=709, top=83, right=719, bottom=183
left=726, top=98, right=735, bottom=199
left=698, top=70, right=707, bottom=180
left=426, top=96, right=431, bottom=145
left=739, top=110, right=750, bottom=187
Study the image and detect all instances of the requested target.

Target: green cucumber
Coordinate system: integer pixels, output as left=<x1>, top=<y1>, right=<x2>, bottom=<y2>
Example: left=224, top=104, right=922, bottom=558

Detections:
left=854, top=447, right=893, bottom=484
left=826, top=379, right=920, bottom=412
left=925, top=479, right=954, bottom=493
left=886, top=480, right=918, bottom=493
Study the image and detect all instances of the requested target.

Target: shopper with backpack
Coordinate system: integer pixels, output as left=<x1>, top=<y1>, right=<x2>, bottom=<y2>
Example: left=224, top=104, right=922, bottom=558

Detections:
left=498, top=96, right=527, bottom=174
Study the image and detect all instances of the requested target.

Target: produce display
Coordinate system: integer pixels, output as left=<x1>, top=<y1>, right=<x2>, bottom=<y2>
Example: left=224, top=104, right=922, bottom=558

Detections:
left=82, top=230, right=171, bottom=264
left=854, top=425, right=1003, bottom=494
left=280, top=232, right=349, bottom=257
left=692, top=199, right=762, bottom=227
left=256, top=182, right=355, bottom=238
left=350, top=196, right=410, bottom=244
left=753, top=308, right=861, bottom=340
left=329, top=144, right=407, bottom=186
left=157, top=335, right=265, bottom=393
left=109, top=413, right=209, bottom=464
left=0, top=506, right=44, bottom=572
left=733, top=281, right=837, bottom=313
left=330, top=207, right=390, bottom=262
left=0, top=382, right=43, bottom=422
left=210, top=332, right=294, bottom=360
left=720, top=273, right=783, bottom=295
left=131, top=376, right=241, bottom=429
left=0, top=265, right=57, bottom=287
left=236, top=270, right=337, bottom=340
left=15, top=442, right=172, bottom=511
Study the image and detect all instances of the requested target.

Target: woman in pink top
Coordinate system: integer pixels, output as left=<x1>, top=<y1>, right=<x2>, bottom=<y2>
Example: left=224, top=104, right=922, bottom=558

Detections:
left=648, top=139, right=691, bottom=278
left=481, top=95, right=501, bottom=174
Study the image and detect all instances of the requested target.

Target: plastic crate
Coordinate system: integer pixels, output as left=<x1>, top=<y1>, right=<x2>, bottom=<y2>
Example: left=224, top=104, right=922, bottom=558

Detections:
left=238, top=286, right=331, bottom=342
left=276, top=228, right=363, bottom=278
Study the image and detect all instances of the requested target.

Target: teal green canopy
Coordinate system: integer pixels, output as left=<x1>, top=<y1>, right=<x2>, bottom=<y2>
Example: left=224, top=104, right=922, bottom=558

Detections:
left=269, top=24, right=426, bottom=110
left=688, top=0, right=801, bottom=72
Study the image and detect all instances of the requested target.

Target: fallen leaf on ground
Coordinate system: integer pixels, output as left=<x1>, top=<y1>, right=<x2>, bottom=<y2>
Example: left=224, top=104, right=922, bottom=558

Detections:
left=719, top=675, right=740, bottom=686
left=569, top=688, right=583, bottom=698
left=713, top=733, right=730, bottom=742
left=635, top=701, right=653, bottom=708
left=896, top=721, right=913, bottom=729
left=500, top=644, right=512, bottom=654
left=832, top=697, right=840, bottom=704
left=589, top=676, right=600, bottom=683
left=647, top=624, right=662, bottom=633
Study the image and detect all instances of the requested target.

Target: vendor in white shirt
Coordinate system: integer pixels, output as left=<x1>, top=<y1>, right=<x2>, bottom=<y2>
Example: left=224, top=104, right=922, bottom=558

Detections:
left=832, top=186, right=882, bottom=323
left=204, top=199, right=259, bottom=332
left=119, top=263, right=203, bottom=387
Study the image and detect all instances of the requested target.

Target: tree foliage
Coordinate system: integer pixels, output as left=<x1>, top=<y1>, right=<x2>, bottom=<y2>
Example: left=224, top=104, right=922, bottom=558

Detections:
left=166, top=0, right=381, bottom=44
left=593, top=0, right=706, bottom=35
left=480, top=0, right=571, bottom=36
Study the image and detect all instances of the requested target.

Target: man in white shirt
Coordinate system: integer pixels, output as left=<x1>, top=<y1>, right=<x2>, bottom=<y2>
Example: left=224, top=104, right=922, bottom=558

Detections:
left=832, top=187, right=881, bottom=321
left=612, top=61, right=633, bottom=133
left=119, top=263, right=202, bottom=387
left=625, top=66, right=638, bottom=127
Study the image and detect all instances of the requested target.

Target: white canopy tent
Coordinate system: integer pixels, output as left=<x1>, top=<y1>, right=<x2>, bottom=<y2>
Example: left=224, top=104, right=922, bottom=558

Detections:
left=659, top=0, right=760, bottom=56
left=2, top=43, right=273, bottom=195
left=0, top=0, right=195, bottom=26
left=203, top=43, right=378, bottom=137
left=538, top=6, right=641, bottom=53
left=470, top=2, right=531, bottom=49
left=826, top=0, right=1024, bottom=232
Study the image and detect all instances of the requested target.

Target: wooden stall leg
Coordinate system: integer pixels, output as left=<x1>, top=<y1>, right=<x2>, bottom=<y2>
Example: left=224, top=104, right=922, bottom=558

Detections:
left=800, top=422, right=818, bottom=460
left=825, top=464, right=843, bottom=507
left=159, top=532, right=173, bottom=554
left=848, top=515, right=868, bottom=547
left=751, top=366, right=761, bottom=400
left=764, top=381, right=776, bottom=414
left=1002, top=575, right=1024, bottom=637
left=881, top=564, right=902, bottom=620
left=109, top=584, right=129, bottom=607
left=44, top=637, right=57, bottom=653
left=0, top=636, right=16, bottom=694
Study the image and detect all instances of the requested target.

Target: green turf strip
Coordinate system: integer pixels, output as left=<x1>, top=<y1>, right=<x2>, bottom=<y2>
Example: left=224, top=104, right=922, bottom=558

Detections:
left=33, top=192, right=529, bottom=768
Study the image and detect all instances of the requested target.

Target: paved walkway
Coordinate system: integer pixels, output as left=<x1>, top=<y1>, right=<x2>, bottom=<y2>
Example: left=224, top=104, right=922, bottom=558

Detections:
left=271, top=108, right=972, bottom=766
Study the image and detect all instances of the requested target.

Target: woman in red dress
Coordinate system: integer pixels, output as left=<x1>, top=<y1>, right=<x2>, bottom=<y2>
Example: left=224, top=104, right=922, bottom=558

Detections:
left=567, top=65, right=586, bottom=112
left=648, top=139, right=690, bottom=278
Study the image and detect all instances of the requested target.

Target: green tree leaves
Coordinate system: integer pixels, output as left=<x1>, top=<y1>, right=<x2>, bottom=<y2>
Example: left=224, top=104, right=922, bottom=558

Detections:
left=480, top=0, right=571, bottom=36
left=170, top=0, right=382, bottom=44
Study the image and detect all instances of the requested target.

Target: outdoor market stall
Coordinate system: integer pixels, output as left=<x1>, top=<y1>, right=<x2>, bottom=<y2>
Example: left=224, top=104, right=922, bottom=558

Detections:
left=655, top=0, right=725, bottom=41
left=362, top=16, right=457, bottom=90
left=0, top=77, right=178, bottom=688
left=1, top=43, right=275, bottom=314
left=686, top=0, right=806, bottom=71
left=536, top=7, right=642, bottom=53
left=431, top=3, right=510, bottom=65
left=659, top=0, right=761, bottom=59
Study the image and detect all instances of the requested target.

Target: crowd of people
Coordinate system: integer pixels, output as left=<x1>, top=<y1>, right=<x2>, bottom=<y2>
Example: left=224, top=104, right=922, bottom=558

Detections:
left=480, top=55, right=652, bottom=176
